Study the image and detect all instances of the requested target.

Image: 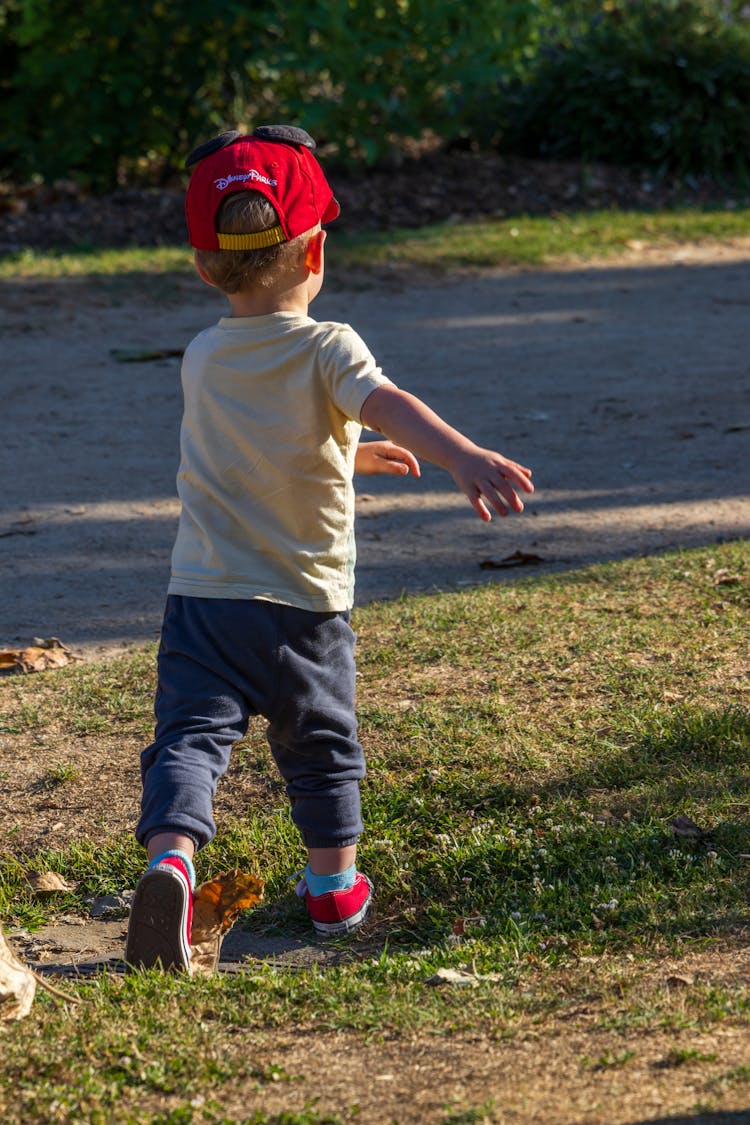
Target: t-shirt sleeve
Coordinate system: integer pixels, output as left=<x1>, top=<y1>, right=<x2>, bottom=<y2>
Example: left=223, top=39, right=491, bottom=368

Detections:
left=317, top=323, right=394, bottom=422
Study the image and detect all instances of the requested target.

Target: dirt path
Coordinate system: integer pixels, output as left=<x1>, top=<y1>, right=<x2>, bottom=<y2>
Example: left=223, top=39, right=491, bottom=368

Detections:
left=2, top=246, right=750, bottom=1121
left=2, top=244, right=749, bottom=661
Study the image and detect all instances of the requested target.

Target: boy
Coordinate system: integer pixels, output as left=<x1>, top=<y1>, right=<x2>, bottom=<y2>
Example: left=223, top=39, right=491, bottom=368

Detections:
left=126, top=125, right=533, bottom=971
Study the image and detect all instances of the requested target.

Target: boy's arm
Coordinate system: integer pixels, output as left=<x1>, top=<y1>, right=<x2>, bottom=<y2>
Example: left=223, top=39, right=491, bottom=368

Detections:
left=360, top=385, right=533, bottom=522
left=355, top=439, right=420, bottom=477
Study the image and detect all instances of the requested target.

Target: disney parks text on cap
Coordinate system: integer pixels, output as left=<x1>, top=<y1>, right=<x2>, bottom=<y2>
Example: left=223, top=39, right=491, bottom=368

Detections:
left=185, top=125, right=340, bottom=251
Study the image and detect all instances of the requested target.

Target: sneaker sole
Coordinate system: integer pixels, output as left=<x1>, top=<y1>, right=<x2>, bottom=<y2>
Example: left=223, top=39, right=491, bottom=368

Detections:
left=311, top=892, right=373, bottom=937
left=125, top=867, right=191, bottom=972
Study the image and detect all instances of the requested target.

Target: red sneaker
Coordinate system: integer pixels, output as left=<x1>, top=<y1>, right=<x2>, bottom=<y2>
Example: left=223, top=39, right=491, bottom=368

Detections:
left=125, top=857, right=193, bottom=972
left=301, top=872, right=374, bottom=937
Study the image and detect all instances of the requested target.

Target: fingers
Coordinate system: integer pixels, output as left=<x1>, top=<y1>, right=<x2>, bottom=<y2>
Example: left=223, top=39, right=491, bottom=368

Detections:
left=498, top=458, right=534, bottom=492
left=474, top=482, right=522, bottom=520
left=465, top=468, right=529, bottom=521
left=471, top=494, right=493, bottom=522
left=377, top=442, right=421, bottom=477
left=380, top=458, right=410, bottom=476
left=394, top=447, right=421, bottom=477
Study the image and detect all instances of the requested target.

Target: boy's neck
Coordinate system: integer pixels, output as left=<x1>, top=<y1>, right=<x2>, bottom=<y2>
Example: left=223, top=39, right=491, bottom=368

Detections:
left=225, top=280, right=310, bottom=319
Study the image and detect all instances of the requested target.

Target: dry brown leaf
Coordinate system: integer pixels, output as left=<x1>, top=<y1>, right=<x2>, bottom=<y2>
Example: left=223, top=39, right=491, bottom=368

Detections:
left=0, top=926, right=36, bottom=1022
left=426, top=963, right=502, bottom=988
left=479, top=551, right=546, bottom=570
left=665, top=973, right=694, bottom=988
left=190, top=870, right=264, bottom=977
left=712, top=569, right=744, bottom=587
left=28, top=871, right=75, bottom=894
left=0, top=637, right=77, bottom=675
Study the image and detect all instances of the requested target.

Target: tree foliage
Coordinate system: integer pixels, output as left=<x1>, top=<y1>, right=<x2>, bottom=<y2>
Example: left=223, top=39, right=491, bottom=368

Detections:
left=499, top=0, right=750, bottom=179
left=2, top=0, right=750, bottom=189
left=0, top=0, right=539, bottom=188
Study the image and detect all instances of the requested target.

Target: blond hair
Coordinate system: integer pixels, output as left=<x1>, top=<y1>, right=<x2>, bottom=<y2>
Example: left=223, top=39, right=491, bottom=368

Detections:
left=195, top=191, right=310, bottom=294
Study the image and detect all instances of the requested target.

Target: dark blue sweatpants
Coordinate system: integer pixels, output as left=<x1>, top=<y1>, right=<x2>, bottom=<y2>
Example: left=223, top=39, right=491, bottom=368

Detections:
left=136, top=595, right=365, bottom=851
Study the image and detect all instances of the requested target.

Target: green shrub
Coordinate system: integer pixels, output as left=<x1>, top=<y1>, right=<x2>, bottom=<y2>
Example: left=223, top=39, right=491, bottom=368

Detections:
left=498, top=0, right=750, bottom=179
left=0, top=0, right=270, bottom=189
left=0, top=0, right=540, bottom=189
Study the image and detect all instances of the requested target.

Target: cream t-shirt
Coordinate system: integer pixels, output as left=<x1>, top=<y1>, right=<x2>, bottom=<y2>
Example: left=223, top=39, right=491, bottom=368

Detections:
left=167, top=312, right=393, bottom=611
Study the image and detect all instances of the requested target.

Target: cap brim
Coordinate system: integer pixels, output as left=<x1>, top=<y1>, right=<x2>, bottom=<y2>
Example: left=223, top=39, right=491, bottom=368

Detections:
left=322, top=196, right=340, bottom=224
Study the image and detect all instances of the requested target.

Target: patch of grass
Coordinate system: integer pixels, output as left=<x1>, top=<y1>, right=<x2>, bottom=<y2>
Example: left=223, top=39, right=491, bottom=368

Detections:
left=0, top=543, right=748, bottom=1121
left=658, top=1047, right=718, bottom=1068
left=42, top=762, right=81, bottom=788
left=442, top=1101, right=497, bottom=1125
left=580, top=1048, right=636, bottom=1071
left=330, top=207, right=750, bottom=272
left=0, top=245, right=193, bottom=280
left=1, top=207, right=750, bottom=283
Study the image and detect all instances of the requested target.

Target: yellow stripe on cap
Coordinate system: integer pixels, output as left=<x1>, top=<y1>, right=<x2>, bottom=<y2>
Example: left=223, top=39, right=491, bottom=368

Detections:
left=216, top=226, right=287, bottom=250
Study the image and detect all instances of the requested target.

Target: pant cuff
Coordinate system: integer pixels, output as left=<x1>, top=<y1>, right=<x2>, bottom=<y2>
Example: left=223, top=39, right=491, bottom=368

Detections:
left=301, top=833, right=360, bottom=849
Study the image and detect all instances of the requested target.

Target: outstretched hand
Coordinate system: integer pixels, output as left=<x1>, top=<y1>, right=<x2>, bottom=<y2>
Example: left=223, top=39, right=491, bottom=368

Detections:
left=355, top=440, right=421, bottom=478
left=450, top=446, right=534, bottom=521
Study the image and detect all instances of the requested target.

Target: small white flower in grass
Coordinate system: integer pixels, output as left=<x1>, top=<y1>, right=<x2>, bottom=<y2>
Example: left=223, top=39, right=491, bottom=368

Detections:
left=510, top=911, right=522, bottom=921
left=537, top=847, right=548, bottom=858
left=595, top=899, right=618, bottom=911
left=435, top=833, right=451, bottom=847
left=706, top=851, right=718, bottom=863
left=534, top=912, right=547, bottom=921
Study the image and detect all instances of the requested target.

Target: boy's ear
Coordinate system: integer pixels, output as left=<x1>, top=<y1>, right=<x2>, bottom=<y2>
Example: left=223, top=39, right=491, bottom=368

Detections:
left=193, top=251, right=217, bottom=288
left=304, top=229, right=326, bottom=275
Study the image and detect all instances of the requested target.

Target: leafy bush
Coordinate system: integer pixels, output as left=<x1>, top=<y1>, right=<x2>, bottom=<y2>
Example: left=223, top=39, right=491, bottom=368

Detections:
left=0, top=0, right=272, bottom=189
left=0, top=0, right=541, bottom=189
left=4, top=0, right=750, bottom=189
left=498, top=0, right=750, bottom=178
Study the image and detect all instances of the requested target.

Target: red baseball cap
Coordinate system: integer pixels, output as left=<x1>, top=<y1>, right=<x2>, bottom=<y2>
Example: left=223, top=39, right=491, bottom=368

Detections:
left=185, top=125, right=340, bottom=251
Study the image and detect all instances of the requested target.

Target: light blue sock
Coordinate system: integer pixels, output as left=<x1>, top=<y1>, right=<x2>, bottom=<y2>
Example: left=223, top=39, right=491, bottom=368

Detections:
left=149, top=848, right=196, bottom=891
left=304, top=863, right=356, bottom=897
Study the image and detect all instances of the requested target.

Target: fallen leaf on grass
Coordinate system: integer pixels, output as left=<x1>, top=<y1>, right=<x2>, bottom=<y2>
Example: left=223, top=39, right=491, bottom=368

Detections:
left=28, top=871, right=75, bottom=895
left=712, top=569, right=744, bottom=587
left=449, top=915, right=487, bottom=943
left=190, top=870, right=264, bottom=976
left=670, top=815, right=708, bottom=840
left=480, top=551, right=546, bottom=570
left=0, top=638, right=78, bottom=675
left=426, top=963, right=503, bottom=988
left=0, top=925, right=36, bottom=1022
left=665, top=973, right=694, bottom=988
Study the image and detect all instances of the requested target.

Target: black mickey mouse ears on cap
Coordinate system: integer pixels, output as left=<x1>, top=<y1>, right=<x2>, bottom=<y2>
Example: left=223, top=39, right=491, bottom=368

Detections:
left=185, top=125, right=317, bottom=169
